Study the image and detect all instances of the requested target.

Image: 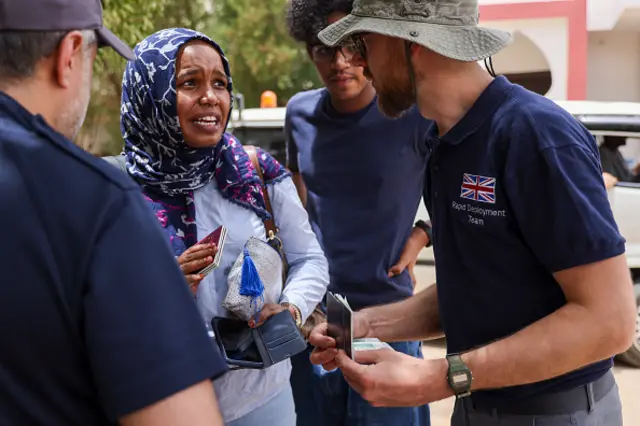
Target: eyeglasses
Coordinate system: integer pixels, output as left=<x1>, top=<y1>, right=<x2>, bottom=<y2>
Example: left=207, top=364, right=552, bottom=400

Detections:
left=348, top=34, right=367, bottom=60
left=309, top=42, right=357, bottom=63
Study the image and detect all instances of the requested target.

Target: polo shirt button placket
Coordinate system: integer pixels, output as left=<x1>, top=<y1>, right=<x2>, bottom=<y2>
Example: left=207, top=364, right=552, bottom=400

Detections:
left=431, top=159, right=440, bottom=200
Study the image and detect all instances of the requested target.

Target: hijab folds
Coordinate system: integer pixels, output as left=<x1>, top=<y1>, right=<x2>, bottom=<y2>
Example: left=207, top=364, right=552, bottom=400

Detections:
left=121, top=28, right=288, bottom=255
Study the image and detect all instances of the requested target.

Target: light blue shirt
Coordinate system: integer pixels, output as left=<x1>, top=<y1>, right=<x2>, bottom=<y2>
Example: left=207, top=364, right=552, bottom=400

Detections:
left=194, top=176, right=329, bottom=422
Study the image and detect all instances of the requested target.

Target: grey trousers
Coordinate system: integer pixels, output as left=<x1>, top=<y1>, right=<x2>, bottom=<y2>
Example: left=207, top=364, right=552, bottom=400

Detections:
left=451, top=376, right=622, bottom=426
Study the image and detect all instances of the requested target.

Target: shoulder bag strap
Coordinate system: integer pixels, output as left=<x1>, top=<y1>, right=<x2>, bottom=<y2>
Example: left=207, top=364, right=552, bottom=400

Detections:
left=244, top=145, right=278, bottom=238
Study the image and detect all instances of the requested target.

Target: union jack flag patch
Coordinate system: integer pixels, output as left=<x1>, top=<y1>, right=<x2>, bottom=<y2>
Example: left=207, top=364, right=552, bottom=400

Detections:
left=460, top=173, right=496, bottom=204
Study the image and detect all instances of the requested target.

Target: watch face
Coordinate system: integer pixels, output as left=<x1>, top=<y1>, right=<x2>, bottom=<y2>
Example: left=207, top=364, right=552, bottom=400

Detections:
left=452, top=372, right=469, bottom=386
left=447, top=355, right=472, bottom=396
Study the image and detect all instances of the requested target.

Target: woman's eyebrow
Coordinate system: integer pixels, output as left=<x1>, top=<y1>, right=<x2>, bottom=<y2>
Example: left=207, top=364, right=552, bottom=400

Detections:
left=212, top=69, right=228, bottom=80
left=177, top=68, right=201, bottom=79
left=177, top=68, right=227, bottom=80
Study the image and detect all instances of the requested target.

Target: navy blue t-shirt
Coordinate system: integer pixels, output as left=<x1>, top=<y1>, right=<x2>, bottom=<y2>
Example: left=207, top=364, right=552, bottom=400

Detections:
left=286, top=89, right=431, bottom=310
left=0, top=92, right=227, bottom=425
left=424, top=76, right=625, bottom=403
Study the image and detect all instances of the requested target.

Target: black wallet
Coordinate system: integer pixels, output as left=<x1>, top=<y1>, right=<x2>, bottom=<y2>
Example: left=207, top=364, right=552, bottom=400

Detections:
left=211, top=309, right=307, bottom=369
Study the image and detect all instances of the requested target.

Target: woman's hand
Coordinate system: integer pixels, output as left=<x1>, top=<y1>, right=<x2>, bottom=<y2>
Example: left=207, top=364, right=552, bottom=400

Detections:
left=249, top=303, right=296, bottom=328
left=177, top=243, right=217, bottom=295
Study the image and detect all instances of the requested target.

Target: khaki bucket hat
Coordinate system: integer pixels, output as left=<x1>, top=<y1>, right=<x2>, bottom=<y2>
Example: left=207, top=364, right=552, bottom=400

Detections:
left=318, top=0, right=512, bottom=62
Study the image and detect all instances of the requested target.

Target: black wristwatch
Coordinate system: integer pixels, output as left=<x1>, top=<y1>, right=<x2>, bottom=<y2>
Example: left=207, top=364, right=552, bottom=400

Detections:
left=414, top=220, right=432, bottom=248
left=446, top=354, right=473, bottom=398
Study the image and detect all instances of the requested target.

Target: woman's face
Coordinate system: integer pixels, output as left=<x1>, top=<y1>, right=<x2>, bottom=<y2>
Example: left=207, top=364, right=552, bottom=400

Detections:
left=176, top=40, right=231, bottom=148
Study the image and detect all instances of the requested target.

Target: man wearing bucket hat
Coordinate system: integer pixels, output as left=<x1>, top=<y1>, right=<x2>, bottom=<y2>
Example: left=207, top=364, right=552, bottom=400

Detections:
left=0, top=1, right=226, bottom=425
left=308, top=0, right=637, bottom=424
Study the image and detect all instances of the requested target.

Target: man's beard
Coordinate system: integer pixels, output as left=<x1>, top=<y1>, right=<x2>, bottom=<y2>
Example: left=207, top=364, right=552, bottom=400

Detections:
left=57, top=55, right=92, bottom=140
left=369, top=67, right=415, bottom=119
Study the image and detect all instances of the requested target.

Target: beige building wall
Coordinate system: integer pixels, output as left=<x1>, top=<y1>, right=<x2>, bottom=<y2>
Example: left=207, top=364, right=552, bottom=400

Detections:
left=481, top=18, right=568, bottom=99
left=587, top=31, right=640, bottom=102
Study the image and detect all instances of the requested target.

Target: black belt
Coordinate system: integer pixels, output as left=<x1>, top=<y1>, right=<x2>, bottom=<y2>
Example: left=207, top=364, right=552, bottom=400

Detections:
left=470, top=370, right=615, bottom=416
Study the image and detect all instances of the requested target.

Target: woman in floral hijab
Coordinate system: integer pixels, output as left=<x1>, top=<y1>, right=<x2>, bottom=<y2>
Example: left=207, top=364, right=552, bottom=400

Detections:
left=120, top=28, right=329, bottom=425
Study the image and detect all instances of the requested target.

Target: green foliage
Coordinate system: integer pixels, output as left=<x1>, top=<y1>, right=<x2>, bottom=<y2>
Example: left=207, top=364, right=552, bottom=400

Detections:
left=79, top=0, right=213, bottom=154
left=206, top=0, right=321, bottom=108
left=79, top=0, right=322, bottom=155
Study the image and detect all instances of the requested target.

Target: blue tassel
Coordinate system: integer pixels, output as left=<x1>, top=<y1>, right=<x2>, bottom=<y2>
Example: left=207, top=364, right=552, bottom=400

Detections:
left=240, top=247, right=265, bottom=321
left=240, top=247, right=264, bottom=298
left=250, top=294, right=265, bottom=324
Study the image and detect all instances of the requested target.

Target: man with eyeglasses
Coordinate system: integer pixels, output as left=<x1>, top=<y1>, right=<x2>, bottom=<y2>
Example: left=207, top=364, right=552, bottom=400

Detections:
left=285, top=0, right=432, bottom=425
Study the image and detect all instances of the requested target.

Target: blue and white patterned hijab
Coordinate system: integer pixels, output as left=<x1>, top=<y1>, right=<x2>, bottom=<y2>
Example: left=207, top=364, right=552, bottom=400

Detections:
left=121, top=28, right=233, bottom=196
left=121, top=28, right=288, bottom=255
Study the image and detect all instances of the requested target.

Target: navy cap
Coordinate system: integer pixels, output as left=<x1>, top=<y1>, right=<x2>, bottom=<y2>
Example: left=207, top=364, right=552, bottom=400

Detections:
left=0, top=0, right=134, bottom=60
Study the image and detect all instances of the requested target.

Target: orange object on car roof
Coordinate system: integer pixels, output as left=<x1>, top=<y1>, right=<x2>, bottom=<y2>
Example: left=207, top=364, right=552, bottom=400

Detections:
left=260, top=90, right=277, bottom=108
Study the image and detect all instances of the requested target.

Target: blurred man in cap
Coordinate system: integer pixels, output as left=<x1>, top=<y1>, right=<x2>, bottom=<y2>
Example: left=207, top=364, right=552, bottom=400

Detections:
left=309, top=0, right=636, bottom=425
left=0, top=1, right=226, bottom=425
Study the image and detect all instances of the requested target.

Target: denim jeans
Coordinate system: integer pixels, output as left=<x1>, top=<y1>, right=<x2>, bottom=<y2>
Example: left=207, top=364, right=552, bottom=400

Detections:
left=227, top=385, right=297, bottom=426
left=290, top=340, right=431, bottom=426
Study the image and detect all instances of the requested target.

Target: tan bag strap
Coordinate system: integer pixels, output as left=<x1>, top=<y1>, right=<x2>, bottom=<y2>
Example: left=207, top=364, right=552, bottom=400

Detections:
left=245, top=145, right=278, bottom=238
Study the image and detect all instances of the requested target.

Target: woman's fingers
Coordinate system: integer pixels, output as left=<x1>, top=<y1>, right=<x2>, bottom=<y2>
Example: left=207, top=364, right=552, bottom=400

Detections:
left=249, top=304, right=287, bottom=328
left=185, top=274, right=204, bottom=296
left=180, top=256, right=213, bottom=275
left=179, top=244, right=216, bottom=263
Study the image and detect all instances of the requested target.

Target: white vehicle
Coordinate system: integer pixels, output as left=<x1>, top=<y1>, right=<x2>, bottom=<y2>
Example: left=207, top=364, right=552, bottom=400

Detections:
left=229, top=94, right=640, bottom=367
left=556, top=100, right=640, bottom=367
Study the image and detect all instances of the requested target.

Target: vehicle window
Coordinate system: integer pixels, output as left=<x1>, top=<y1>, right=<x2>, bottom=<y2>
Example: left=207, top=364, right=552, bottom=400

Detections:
left=621, top=137, right=640, bottom=166
left=597, top=133, right=640, bottom=186
left=230, top=127, right=286, bottom=165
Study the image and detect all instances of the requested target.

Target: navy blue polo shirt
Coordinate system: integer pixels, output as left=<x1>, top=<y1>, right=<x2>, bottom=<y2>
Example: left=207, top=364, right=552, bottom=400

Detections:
left=0, top=92, right=226, bottom=425
left=286, top=89, right=430, bottom=310
left=424, top=77, right=625, bottom=402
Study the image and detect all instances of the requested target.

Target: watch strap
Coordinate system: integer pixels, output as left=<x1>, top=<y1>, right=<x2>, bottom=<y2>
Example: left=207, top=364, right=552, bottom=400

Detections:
left=446, top=354, right=473, bottom=398
left=281, top=302, right=303, bottom=328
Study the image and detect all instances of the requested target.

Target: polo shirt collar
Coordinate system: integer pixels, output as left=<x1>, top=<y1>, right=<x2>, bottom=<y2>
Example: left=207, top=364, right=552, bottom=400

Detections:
left=0, top=91, right=38, bottom=128
left=426, top=76, right=514, bottom=146
left=0, top=90, right=69, bottom=148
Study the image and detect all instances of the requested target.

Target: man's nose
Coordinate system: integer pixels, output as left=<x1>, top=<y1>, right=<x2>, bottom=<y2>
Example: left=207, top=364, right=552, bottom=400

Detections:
left=331, top=50, right=350, bottom=70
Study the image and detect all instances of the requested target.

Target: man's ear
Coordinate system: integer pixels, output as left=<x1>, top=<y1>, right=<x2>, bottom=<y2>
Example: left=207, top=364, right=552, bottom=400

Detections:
left=53, top=31, right=85, bottom=89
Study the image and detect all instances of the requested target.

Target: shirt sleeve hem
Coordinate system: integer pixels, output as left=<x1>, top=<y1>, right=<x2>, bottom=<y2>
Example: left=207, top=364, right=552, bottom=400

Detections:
left=280, top=292, right=310, bottom=323
left=106, top=348, right=228, bottom=421
left=547, top=241, right=626, bottom=273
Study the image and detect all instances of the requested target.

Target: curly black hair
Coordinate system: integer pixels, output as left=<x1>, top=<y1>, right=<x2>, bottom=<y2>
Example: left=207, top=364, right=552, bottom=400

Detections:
left=286, top=0, right=353, bottom=45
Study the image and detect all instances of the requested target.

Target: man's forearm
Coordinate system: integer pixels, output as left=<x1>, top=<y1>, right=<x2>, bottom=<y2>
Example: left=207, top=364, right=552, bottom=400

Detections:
left=361, top=283, right=443, bottom=342
left=410, top=225, right=430, bottom=248
left=413, top=220, right=431, bottom=247
left=463, top=301, right=631, bottom=391
left=120, top=380, right=224, bottom=426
